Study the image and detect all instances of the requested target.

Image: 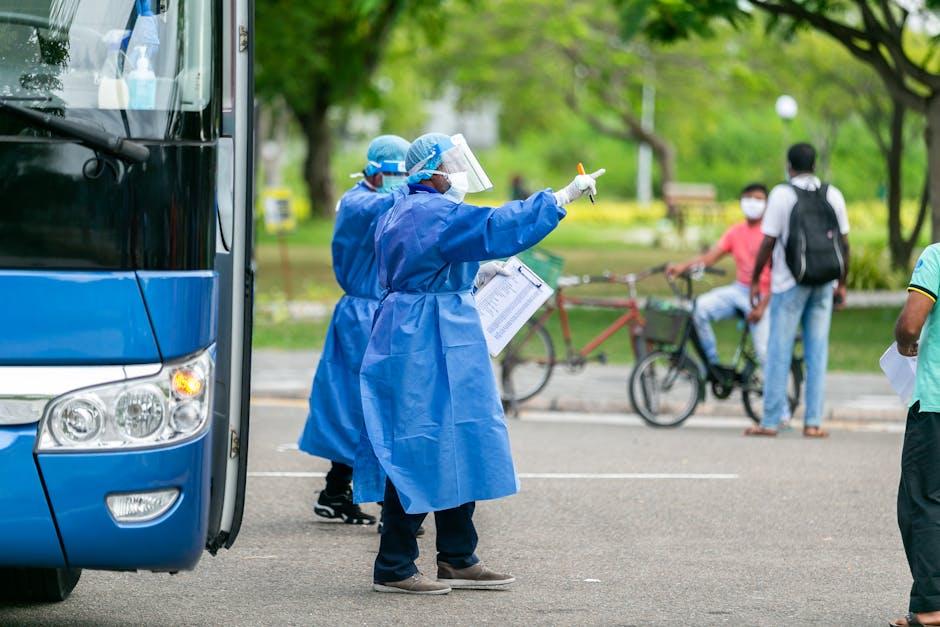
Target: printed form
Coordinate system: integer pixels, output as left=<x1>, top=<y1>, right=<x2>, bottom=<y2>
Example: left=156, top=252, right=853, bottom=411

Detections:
left=476, top=256, right=553, bottom=357
left=880, top=342, right=918, bottom=405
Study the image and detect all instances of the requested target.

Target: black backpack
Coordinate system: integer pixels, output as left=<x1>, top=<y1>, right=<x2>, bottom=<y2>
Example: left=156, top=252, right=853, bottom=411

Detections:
left=784, top=183, right=846, bottom=285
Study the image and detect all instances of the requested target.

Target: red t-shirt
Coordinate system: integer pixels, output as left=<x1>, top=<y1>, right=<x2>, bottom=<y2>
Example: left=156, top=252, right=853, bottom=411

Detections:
left=717, top=221, right=771, bottom=294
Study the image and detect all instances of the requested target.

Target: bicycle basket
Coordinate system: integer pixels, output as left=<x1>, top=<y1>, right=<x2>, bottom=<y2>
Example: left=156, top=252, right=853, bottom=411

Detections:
left=641, top=299, right=692, bottom=346
left=517, top=247, right=564, bottom=289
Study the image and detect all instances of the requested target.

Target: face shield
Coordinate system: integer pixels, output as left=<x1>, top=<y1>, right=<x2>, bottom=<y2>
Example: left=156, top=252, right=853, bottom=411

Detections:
left=353, top=159, right=408, bottom=192
left=437, top=134, right=492, bottom=193
left=408, top=134, right=493, bottom=194
left=377, top=160, right=407, bottom=193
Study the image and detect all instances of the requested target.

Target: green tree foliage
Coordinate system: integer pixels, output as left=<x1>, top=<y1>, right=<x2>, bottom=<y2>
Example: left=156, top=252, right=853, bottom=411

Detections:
left=255, top=1, right=443, bottom=217
left=375, top=1, right=919, bottom=212
left=618, top=0, right=940, bottom=266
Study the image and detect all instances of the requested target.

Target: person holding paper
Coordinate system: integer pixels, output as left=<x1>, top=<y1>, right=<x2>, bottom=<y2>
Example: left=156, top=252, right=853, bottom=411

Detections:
left=356, top=132, right=603, bottom=595
left=891, top=244, right=940, bottom=627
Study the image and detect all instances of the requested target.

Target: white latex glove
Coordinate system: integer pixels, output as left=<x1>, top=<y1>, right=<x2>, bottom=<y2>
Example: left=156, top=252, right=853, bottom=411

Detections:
left=552, top=168, right=606, bottom=206
left=474, top=260, right=512, bottom=290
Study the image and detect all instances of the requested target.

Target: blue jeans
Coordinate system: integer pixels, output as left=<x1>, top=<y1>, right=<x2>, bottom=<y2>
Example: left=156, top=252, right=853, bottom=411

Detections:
left=693, top=283, right=769, bottom=365
left=762, top=283, right=834, bottom=429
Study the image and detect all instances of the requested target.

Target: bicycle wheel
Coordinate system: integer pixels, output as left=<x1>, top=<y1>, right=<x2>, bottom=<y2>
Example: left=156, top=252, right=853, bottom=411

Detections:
left=741, top=358, right=803, bottom=424
left=629, top=350, right=702, bottom=428
left=497, top=320, right=554, bottom=403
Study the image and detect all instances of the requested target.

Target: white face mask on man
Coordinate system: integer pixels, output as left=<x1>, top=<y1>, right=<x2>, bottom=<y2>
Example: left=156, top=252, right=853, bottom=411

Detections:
left=436, top=170, right=469, bottom=204
left=740, top=197, right=767, bottom=220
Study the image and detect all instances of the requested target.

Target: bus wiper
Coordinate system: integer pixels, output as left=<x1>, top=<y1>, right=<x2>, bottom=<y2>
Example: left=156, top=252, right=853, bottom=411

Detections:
left=0, top=99, right=150, bottom=163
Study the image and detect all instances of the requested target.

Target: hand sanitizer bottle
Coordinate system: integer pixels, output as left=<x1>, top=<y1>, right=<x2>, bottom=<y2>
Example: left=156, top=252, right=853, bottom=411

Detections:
left=128, top=46, right=156, bottom=110
left=97, top=32, right=129, bottom=109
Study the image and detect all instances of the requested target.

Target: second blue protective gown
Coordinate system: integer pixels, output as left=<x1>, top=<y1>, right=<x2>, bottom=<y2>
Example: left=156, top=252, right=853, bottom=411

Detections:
left=354, top=185, right=566, bottom=513
left=298, top=181, right=401, bottom=465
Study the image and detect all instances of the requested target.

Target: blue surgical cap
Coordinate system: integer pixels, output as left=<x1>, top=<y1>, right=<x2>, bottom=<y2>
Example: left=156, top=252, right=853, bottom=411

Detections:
left=405, top=132, right=454, bottom=184
left=364, top=134, right=410, bottom=176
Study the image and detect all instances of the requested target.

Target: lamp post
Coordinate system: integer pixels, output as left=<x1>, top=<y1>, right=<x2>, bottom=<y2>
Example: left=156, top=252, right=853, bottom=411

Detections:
left=775, top=94, right=797, bottom=170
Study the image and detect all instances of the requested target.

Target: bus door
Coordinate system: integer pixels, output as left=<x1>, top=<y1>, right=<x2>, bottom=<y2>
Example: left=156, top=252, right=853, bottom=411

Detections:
left=207, top=0, right=254, bottom=552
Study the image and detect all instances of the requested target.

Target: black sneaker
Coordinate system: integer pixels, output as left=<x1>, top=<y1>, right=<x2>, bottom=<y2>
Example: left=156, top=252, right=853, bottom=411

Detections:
left=314, top=489, right=376, bottom=525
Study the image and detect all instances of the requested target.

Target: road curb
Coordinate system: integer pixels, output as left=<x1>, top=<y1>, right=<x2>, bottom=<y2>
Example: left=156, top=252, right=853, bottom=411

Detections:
left=251, top=387, right=907, bottom=423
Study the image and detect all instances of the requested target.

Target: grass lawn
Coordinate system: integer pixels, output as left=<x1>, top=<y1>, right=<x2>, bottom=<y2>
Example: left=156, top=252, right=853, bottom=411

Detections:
left=254, top=220, right=901, bottom=372
left=253, top=305, right=900, bottom=373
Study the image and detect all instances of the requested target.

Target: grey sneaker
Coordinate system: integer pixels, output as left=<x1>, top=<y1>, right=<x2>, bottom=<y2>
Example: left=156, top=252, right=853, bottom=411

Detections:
left=372, top=573, right=452, bottom=595
left=436, top=561, right=515, bottom=589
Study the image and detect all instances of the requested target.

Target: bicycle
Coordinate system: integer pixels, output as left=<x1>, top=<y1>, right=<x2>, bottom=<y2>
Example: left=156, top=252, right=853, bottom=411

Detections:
left=628, top=268, right=804, bottom=428
left=496, top=264, right=665, bottom=407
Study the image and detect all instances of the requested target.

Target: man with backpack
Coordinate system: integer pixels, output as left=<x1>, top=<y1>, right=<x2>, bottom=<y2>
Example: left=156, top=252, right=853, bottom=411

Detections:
left=745, top=143, right=850, bottom=438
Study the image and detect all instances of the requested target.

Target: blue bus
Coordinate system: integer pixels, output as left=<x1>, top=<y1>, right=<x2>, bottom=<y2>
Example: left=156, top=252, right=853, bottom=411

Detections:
left=0, top=0, right=254, bottom=601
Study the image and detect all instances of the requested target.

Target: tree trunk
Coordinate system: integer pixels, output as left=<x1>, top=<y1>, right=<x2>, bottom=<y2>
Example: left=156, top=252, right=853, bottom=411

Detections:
left=651, top=141, right=678, bottom=221
left=299, top=98, right=334, bottom=219
left=887, top=100, right=906, bottom=268
left=926, top=95, right=940, bottom=242
left=648, top=140, right=682, bottom=221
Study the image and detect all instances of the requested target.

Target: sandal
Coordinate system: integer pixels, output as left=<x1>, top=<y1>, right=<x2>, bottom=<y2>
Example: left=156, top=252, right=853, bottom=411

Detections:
left=803, top=426, right=829, bottom=439
left=744, top=426, right=777, bottom=437
left=889, top=611, right=940, bottom=626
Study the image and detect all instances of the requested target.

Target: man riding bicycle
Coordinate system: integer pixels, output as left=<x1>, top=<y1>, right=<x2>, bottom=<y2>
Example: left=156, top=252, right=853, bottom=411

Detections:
left=666, top=183, right=772, bottom=365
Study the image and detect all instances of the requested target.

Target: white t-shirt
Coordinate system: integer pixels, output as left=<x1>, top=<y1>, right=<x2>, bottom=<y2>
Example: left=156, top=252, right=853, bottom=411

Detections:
left=761, top=174, right=850, bottom=294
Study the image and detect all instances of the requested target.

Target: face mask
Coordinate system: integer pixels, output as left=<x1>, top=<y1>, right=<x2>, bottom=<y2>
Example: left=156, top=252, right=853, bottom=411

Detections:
left=443, top=186, right=466, bottom=204
left=446, top=171, right=470, bottom=195
left=378, top=174, right=406, bottom=193
left=740, top=197, right=766, bottom=220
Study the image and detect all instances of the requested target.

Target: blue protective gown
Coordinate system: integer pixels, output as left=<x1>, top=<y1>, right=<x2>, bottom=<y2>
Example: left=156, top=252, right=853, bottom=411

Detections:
left=354, top=185, right=566, bottom=513
left=298, top=181, right=401, bottom=465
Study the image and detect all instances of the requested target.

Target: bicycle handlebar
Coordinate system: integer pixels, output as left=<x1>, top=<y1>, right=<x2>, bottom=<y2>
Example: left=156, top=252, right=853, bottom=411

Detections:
left=664, top=265, right=726, bottom=300
left=554, top=264, right=726, bottom=300
left=557, top=264, right=671, bottom=289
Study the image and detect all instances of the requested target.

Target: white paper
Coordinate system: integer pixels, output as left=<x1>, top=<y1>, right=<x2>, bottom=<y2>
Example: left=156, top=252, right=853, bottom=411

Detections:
left=880, top=342, right=918, bottom=405
left=476, top=257, right=554, bottom=357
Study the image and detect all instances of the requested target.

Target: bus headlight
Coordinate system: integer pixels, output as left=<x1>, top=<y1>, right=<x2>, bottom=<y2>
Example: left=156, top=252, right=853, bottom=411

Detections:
left=50, top=396, right=105, bottom=445
left=38, top=351, right=213, bottom=452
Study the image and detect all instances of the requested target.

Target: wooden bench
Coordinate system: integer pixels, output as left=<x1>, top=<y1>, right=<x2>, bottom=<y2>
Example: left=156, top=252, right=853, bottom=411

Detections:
left=663, top=182, right=721, bottom=231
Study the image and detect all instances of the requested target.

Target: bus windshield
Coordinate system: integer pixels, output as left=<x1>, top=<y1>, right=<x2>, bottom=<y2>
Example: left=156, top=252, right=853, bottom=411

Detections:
left=0, top=0, right=213, bottom=139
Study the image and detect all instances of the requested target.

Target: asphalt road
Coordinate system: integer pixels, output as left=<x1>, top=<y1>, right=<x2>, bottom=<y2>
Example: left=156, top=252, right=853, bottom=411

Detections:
left=0, top=401, right=912, bottom=626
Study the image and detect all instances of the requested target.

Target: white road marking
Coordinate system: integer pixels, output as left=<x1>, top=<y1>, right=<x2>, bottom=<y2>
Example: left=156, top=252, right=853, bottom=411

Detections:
left=248, top=471, right=738, bottom=480
left=519, top=411, right=752, bottom=429
left=252, top=397, right=308, bottom=408
left=250, top=471, right=327, bottom=478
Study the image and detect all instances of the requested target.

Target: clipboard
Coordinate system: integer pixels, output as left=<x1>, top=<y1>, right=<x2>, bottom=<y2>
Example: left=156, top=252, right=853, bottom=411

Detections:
left=475, top=256, right=553, bottom=357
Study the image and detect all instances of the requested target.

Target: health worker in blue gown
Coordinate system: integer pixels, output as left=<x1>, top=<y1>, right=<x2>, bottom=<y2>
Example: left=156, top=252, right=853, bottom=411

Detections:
left=359, top=132, right=605, bottom=594
left=298, top=134, right=410, bottom=526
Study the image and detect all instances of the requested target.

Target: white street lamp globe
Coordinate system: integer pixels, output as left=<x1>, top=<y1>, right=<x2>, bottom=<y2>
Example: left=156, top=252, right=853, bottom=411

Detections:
left=775, top=95, right=798, bottom=121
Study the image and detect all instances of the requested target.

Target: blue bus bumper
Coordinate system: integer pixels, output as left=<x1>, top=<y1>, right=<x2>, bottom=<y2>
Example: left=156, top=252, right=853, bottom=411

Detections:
left=0, top=425, right=66, bottom=568
left=0, top=425, right=211, bottom=572
left=37, top=432, right=212, bottom=572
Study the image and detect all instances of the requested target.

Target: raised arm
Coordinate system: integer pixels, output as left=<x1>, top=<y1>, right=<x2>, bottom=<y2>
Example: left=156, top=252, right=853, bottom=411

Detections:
left=438, top=191, right=566, bottom=263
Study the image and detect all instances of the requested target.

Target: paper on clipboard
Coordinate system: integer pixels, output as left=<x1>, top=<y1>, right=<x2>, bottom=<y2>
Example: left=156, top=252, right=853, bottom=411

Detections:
left=476, top=256, right=553, bottom=356
left=880, top=342, right=918, bottom=405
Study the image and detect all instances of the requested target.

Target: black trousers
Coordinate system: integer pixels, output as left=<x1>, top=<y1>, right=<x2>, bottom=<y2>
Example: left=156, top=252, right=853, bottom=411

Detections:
left=325, top=461, right=353, bottom=494
left=899, top=404, right=940, bottom=613
left=373, top=479, right=479, bottom=583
